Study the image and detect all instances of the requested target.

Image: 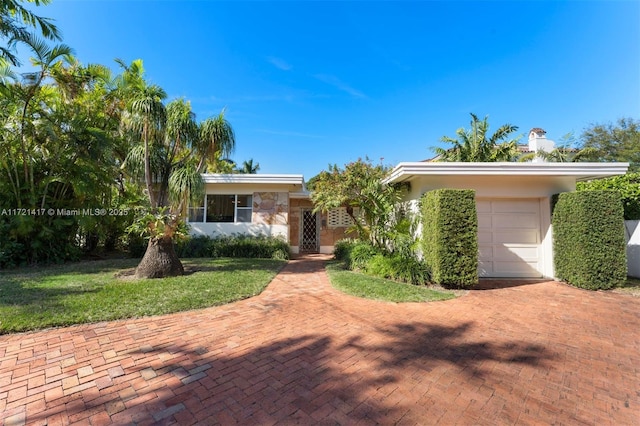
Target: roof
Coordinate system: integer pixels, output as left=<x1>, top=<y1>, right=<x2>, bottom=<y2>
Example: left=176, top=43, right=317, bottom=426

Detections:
left=383, top=162, right=630, bottom=184
left=201, top=174, right=305, bottom=185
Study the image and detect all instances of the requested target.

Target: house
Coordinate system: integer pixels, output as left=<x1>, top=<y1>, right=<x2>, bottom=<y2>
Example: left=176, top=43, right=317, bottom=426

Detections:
left=189, top=129, right=628, bottom=278
left=382, top=129, right=629, bottom=278
left=187, top=174, right=350, bottom=255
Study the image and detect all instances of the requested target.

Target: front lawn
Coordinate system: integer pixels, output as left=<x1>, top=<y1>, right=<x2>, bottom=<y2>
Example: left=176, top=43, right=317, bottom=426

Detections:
left=0, top=258, right=285, bottom=334
left=326, top=262, right=456, bottom=303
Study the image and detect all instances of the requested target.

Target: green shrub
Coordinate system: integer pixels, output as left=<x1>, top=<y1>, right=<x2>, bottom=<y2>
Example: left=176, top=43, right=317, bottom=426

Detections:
left=421, top=189, right=478, bottom=288
left=348, top=241, right=382, bottom=270
left=364, top=253, right=430, bottom=285
left=176, top=234, right=290, bottom=260
left=333, top=238, right=359, bottom=262
left=577, top=172, right=640, bottom=220
left=175, top=235, right=211, bottom=257
left=553, top=191, right=627, bottom=290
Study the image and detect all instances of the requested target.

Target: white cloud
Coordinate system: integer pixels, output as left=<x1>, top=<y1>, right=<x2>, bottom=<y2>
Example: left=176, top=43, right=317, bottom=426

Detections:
left=267, top=56, right=292, bottom=71
left=314, top=74, right=368, bottom=99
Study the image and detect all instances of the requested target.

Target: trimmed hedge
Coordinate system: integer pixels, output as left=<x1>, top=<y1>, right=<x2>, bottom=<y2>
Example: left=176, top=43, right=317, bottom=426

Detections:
left=175, top=235, right=290, bottom=260
left=421, top=189, right=478, bottom=288
left=553, top=191, right=626, bottom=290
left=576, top=172, right=640, bottom=220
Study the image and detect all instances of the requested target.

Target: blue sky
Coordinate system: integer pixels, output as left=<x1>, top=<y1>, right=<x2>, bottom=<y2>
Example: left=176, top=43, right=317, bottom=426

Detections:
left=19, top=0, right=640, bottom=179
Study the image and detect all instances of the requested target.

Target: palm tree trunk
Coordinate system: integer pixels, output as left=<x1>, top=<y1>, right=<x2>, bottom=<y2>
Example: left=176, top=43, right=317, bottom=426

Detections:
left=134, top=235, right=184, bottom=278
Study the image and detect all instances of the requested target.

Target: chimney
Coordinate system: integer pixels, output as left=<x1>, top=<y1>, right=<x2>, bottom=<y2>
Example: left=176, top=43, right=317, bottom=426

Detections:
left=528, top=128, right=555, bottom=162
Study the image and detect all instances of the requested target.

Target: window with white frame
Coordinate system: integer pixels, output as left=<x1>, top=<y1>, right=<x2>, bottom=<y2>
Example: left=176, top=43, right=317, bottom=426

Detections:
left=188, top=194, right=253, bottom=223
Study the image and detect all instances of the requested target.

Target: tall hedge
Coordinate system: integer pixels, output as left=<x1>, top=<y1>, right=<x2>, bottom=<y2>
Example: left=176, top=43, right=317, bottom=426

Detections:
left=421, top=189, right=478, bottom=288
left=576, top=172, right=640, bottom=220
left=553, top=191, right=627, bottom=290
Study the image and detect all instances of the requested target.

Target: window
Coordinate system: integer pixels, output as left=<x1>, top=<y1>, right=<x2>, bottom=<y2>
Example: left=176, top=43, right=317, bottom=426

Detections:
left=189, top=194, right=253, bottom=223
left=188, top=198, right=204, bottom=222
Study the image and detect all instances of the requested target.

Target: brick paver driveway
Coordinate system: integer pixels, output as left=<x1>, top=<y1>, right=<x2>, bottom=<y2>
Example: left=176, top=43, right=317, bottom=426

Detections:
left=1, top=255, right=639, bottom=425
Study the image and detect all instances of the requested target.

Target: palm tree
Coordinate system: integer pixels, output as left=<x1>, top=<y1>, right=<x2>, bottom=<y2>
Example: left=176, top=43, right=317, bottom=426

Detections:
left=196, top=109, right=235, bottom=172
left=433, top=113, right=520, bottom=162
left=0, top=0, right=60, bottom=66
left=238, top=158, right=260, bottom=174
left=119, top=60, right=235, bottom=278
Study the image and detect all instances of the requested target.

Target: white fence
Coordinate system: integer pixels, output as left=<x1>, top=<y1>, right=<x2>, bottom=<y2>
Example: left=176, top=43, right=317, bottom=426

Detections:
left=626, top=220, right=640, bottom=278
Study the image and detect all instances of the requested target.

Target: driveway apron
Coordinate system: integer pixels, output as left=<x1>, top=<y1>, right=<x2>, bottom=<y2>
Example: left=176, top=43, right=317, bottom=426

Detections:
left=1, top=254, right=639, bottom=425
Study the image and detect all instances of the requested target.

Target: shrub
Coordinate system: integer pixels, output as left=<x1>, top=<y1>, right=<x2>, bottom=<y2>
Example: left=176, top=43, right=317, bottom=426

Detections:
left=577, top=172, right=640, bottom=220
left=175, top=234, right=290, bottom=260
left=421, top=189, right=478, bottom=288
left=364, top=253, right=430, bottom=285
left=553, top=191, right=626, bottom=290
left=333, top=238, right=359, bottom=262
left=348, top=241, right=382, bottom=270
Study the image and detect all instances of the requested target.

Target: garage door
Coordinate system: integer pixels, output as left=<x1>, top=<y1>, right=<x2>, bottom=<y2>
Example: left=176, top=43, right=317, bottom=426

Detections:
left=477, top=199, right=542, bottom=278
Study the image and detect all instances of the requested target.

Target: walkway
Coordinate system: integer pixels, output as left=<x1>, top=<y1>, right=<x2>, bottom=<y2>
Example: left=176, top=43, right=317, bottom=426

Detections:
left=1, top=255, right=639, bottom=425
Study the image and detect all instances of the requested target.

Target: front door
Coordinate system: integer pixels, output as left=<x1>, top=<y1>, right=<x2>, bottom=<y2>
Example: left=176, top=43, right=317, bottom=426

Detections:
left=300, top=209, right=319, bottom=253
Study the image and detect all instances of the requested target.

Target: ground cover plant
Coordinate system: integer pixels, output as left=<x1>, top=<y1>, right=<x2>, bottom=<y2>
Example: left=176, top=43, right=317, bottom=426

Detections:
left=0, top=257, right=285, bottom=333
left=325, top=262, right=455, bottom=303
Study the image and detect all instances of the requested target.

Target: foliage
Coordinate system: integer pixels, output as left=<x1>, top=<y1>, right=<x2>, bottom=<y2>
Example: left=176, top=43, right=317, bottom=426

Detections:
left=237, top=158, right=260, bottom=174
left=553, top=191, right=627, bottom=290
left=580, top=117, right=640, bottom=172
left=0, top=257, right=285, bottom=333
left=577, top=173, right=640, bottom=220
left=421, top=189, right=478, bottom=288
left=332, top=238, right=430, bottom=285
left=519, top=132, right=599, bottom=163
left=175, top=234, right=290, bottom=260
left=0, top=0, right=60, bottom=66
left=364, top=254, right=431, bottom=285
left=310, top=158, right=399, bottom=248
left=326, top=262, right=453, bottom=303
left=433, top=113, right=520, bottom=162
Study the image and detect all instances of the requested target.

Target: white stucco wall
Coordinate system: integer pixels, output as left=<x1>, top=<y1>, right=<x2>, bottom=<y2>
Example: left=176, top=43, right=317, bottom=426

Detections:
left=403, top=175, right=573, bottom=279
left=189, top=223, right=288, bottom=241
left=626, top=220, right=640, bottom=278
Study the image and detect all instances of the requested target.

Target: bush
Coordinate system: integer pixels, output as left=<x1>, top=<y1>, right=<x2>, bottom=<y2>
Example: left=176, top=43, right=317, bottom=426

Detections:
left=175, top=234, right=290, bottom=260
left=333, top=238, right=359, bottom=262
left=577, top=172, right=640, bottom=220
left=553, top=191, right=627, bottom=290
left=421, top=189, right=478, bottom=288
left=364, top=254, right=430, bottom=285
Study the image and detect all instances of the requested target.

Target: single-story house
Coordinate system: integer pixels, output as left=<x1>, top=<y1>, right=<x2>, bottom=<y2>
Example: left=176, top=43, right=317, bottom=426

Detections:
left=383, top=129, right=629, bottom=278
left=187, top=174, right=350, bottom=255
left=188, top=129, right=629, bottom=278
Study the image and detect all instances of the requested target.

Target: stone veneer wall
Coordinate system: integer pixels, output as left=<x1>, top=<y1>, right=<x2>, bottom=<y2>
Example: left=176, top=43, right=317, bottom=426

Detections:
left=289, top=198, right=350, bottom=251
left=252, top=192, right=288, bottom=225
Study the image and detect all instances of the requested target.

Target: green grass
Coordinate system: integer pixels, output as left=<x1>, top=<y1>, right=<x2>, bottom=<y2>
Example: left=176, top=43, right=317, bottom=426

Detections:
left=612, top=277, right=640, bottom=297
left=0, top=258, right=285, bottom=334
left=326, top=262, right=456, bottom=303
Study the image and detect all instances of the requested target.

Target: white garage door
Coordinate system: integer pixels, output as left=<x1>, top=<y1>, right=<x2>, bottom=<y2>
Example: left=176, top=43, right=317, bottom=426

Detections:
left=477, top=199, right=542, bottom=278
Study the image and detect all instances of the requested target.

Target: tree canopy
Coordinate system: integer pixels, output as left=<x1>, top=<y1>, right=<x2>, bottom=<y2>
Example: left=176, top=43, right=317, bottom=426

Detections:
left=580, top=117, right=640, bottom=171
left=433, top=113, right=520, bottom=162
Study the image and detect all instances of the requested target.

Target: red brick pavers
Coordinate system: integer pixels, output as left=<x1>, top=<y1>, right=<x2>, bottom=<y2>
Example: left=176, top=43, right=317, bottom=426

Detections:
left=1, top=254, right=639, bottom=425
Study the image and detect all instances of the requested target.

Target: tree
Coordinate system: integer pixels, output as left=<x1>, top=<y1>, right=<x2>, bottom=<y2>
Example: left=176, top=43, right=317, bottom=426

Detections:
left=0, top=0, right=60, bottom=66
left=433, top=113, right=520, bottom=162
left=310, top=158, right=399, bottom=248
left=580, top=117, right=640, bottom=171
left=238, top=158, right=260, bottom=174
left=119, top=60, right=236, bottom=278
